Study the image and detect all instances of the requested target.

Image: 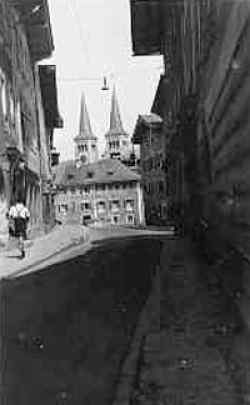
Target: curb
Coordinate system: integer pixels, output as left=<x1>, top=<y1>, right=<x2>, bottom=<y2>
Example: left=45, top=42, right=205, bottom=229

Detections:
left=112, top=265, right=160, bottom=405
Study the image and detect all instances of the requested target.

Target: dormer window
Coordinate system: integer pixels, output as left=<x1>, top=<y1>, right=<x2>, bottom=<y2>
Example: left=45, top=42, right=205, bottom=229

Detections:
left=87, top=170, right=94, bottom=178
left=67, top=173, right=74, bottom=180
left=107, top=170, right=114, bottom=176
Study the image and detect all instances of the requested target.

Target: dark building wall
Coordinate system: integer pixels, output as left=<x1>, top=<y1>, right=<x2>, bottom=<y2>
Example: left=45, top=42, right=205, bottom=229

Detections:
left=0, top=0, right=55, bottom=240
left=130, top=0, right=250, bottom=328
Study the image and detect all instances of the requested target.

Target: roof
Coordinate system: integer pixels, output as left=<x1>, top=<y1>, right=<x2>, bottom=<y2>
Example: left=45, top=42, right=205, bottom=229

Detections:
left=74, top=93, right=97, bottom=141
left=130, top=0, right=162, bottom=56
left=53, top=158, right=141, bottom=187
left=8, top=0, right=54, bottom=61
left=132, top=113, right=163, bottom=144
left=38, top=65, right=63, bottom=129
left=139, top=113, right=163, bottom=126
left=105, top=86, right=128, bottom=138
left=151, top=74, right=173, bottom=118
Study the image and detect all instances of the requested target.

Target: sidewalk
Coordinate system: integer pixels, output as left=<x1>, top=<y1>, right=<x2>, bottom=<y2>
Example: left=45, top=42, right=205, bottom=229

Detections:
left=0, top=225, right=88, bottom=279
left=114, top=237, right=244, bottom=405
left=0, top=225, right=173, bottom=280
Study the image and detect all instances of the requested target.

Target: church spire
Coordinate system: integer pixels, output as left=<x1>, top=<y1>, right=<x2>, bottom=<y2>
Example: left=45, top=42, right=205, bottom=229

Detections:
left=74, top=92, right=98, bottom=164
left=77, top=92, right=96, bottom=140
left=104, top=85, right=130, bottom=161
left=109, top=86, right=126, bottom=134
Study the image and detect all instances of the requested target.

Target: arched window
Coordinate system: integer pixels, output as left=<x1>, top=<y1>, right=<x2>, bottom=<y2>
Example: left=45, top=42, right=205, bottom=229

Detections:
left=0, top=72, right=7, bottom=118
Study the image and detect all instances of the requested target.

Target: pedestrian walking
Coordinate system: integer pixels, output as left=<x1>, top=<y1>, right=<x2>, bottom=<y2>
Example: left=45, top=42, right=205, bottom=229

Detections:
left=8, top=197, right=30, bottom=259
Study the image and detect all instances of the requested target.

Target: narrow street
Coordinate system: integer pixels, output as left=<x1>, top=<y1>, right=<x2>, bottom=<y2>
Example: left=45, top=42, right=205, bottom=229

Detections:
left=1, top=235, right=248, bottom=404
left=1, top=237, right=162, bottom=405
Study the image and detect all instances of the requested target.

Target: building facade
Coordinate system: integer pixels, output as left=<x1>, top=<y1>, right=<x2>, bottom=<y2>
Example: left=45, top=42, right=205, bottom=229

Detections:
left=0, top=0, right=61, bottom=242
left=53, top=158, right=145, bottom=226
left=38, top=64, right=63, bottom=229
left=129, top=0, right=250, bottom=329
left=133, top=113, right=168, bottom=225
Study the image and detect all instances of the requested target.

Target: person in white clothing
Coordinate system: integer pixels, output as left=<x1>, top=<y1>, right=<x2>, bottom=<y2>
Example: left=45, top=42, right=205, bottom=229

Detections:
left=7, top=197, right=30, bottom=258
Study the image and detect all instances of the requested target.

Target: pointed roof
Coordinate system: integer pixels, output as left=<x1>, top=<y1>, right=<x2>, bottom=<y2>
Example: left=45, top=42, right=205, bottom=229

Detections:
left=75, top=93, right=97, bottom=140
left=106, top=86, right=128, bottom=137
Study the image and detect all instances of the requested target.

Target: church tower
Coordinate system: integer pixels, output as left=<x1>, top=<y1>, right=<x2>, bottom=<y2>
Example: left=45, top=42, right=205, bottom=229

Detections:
left=104, top=86, right=130, bottom=161
left=74, top=93, right=98, bottom=164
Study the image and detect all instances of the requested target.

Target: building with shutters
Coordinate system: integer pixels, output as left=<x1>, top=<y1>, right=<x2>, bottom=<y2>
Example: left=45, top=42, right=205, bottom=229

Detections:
left=53, top=158, right=145, bottom=226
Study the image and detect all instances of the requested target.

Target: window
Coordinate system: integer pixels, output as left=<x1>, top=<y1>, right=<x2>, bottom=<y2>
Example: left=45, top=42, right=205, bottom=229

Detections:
left=80, top=201, right=91, bottom=211
left=127, top=215, right=134, bottom=224
left=110, top=200, right=120, bottom=212
left=96, top=184, right=106, bottom=192
left=60, top=204, right=68, bottom=213
left=97, top=201, right=106, bottom=213
left=78, top=144, right=87, bottom=152
left=16, top=99, right=23, bottom=150
left=9, top=91, right=15, bottom=125
left=115, top=183, right=120, bottom=190
left=158, top=181, right=164, bottom=193
left=112, top=215, right=119, bottom=224
left=125, top=199, right=134, bottom=211
left=92, top=144, right=96, bottom=149
left=84, top=186, right=90, bottom=194
left=0, top=70, right=7, bottom=119
left=87, top=170, right=94, bottom=178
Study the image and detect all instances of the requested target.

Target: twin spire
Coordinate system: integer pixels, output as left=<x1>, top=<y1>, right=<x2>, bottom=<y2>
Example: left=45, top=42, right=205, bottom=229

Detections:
left=76, top=86, right=126, bottom=141
left=108, top=86, right=126, bottom=135
left=77, top=92, right=96, bottom=140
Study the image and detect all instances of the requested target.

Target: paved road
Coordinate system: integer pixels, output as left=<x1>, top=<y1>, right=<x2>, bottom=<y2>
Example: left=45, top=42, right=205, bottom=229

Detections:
left=1, top=236, right=162, bottom=405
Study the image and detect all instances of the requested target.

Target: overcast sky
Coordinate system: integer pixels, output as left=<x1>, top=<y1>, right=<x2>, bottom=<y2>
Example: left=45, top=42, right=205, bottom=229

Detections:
left=44, top=0, right=163, bottom=161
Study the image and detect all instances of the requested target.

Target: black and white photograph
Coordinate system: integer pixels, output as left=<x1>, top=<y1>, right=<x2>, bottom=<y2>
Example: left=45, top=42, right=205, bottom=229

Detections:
left=0, top=0, right=249, bottom=403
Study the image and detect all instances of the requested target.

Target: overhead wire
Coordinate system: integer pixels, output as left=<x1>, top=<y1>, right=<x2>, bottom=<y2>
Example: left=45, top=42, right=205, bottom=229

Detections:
left=60, top=0, right=164, bottom=84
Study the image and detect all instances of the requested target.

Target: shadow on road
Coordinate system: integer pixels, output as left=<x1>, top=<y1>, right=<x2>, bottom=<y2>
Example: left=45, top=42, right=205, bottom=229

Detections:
left=1, top=237, right=162, bottom=405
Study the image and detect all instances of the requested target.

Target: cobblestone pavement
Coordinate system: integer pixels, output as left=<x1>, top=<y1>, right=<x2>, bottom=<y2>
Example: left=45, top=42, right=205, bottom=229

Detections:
left=130, top=238, right=242, bottom=405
